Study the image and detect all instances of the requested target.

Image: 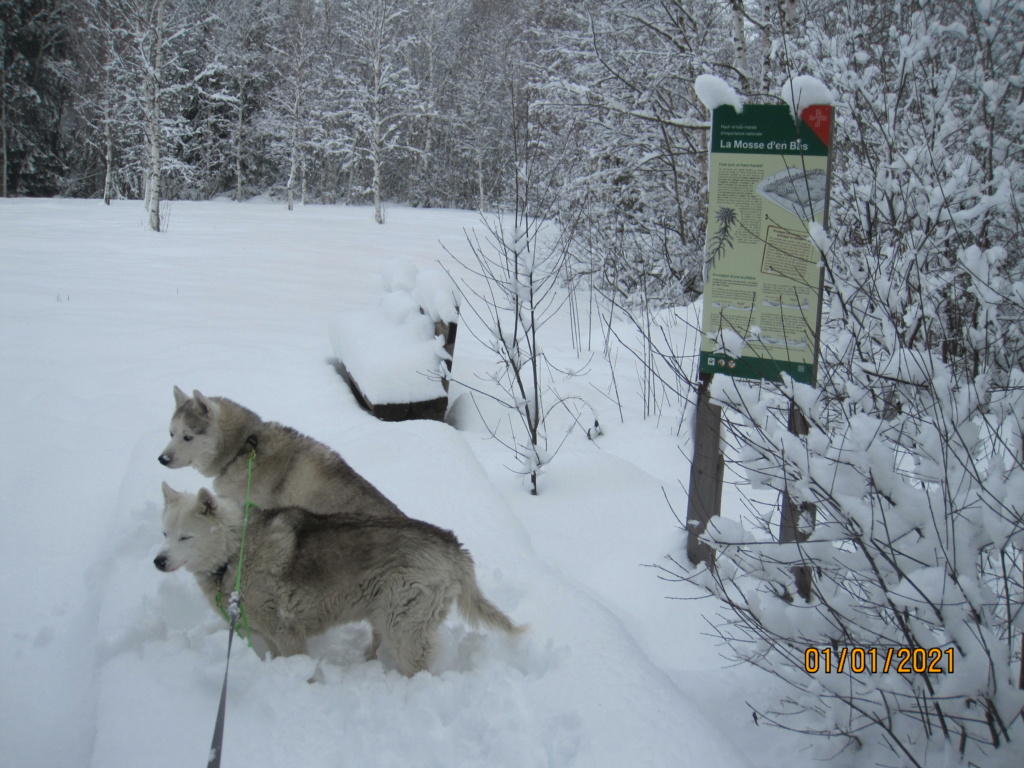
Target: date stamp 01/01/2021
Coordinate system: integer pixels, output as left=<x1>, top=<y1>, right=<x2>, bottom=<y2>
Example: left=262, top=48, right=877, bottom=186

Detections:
left=804, top=647, right=956, bottom=675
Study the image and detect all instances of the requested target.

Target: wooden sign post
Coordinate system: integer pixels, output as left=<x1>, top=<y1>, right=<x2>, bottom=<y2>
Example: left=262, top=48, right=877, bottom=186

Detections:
left=685, top=373, right=725, bottom=568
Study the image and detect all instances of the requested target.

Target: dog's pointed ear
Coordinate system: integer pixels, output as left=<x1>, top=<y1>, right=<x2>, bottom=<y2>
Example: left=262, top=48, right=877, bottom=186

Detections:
left=173, top=386, right=189, bottom=409
left=162, top=481, right=181, bottom=502
left=197, top=487, right=218, bottom=516
left=192, top=390, right=215, bottom=416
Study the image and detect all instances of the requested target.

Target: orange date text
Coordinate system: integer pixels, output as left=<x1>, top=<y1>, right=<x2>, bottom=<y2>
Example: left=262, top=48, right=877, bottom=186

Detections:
left=803, top=647, right=954, bottom=674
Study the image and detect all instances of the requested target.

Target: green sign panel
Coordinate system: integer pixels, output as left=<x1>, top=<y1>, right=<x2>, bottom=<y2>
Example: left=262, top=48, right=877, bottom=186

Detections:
left=700, top=103, right=832, bottom=385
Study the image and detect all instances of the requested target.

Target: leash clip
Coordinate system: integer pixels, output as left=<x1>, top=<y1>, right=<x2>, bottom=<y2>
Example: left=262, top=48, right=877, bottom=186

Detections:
left=227, top=591, right=242, bottom=622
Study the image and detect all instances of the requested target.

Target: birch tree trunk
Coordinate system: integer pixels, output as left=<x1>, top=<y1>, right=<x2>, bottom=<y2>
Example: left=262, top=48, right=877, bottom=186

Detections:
left=415, top=20, right=436, bottom=208
left=371, top=9, right=385, bottom=225
left=145, top=0, right=167, bottom=232
left=103, top=118, right=113, bottom=205
left=1, top=65, right=8, bottom=199
left=476, top=146, right=485, bottom=212
left=234, top=89, right=244, bottom=202
left=781, top=0, right=798, bottom=28
left=760, top=0, right=800, bottom=92
left=300, top=153, right=307, bottom=206
left=729, top=0, right=750, bottom=91
left=286, top=124, right=299, bottom=212
left=372, top=125, right=383, bottom=224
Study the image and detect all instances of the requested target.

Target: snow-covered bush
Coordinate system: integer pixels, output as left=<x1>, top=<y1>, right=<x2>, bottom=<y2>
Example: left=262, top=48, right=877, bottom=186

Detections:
left=696, top=360, right=1024, bottom=766
left=449, top=96, right=598, bottom=495
left=674, top=3, right=1024, bottom=766
left=453, top=205, right=591, bottom=496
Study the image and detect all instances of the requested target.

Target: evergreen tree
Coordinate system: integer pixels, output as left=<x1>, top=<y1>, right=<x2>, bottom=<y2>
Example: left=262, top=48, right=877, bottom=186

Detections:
left=1, top=0, right=72, bottom=196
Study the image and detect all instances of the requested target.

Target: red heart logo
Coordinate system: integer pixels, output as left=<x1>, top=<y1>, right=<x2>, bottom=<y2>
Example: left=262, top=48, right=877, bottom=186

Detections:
left=801, top=105, right=831, bottom=147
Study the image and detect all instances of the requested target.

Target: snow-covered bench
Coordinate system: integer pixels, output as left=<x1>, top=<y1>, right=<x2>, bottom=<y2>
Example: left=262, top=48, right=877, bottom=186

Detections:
left=330, top=261, right=459, bottom=422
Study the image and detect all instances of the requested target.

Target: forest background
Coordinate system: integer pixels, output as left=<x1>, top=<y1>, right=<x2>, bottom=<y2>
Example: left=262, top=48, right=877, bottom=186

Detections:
left=0, top=0, right=907, bottom=300
left=3, top=0, right=1020, bottom=306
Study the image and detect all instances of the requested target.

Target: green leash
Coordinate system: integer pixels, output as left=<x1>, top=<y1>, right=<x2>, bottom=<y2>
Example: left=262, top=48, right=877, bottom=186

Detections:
left=213, top=448, right=256, bottom=643
left=214, top=447, right=256, bottom=644
left=208, top=445, right=257, bottom=768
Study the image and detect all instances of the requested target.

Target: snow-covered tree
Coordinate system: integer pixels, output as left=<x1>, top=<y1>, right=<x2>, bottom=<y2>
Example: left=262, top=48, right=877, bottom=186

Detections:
left=404, top=0, right=467, bottom=208
left=259, top=0, right=337, bottom=210
left=187, top=0, right=278, bottom=201
left=449, top=61, right=598, bottom=494
left=101, top=0, right=203, bottom=229
left=452, top=201, right=581, bottom=494
left=336, top=0, right=420, bottom=223
left=444, top=0, right=520, bottom=211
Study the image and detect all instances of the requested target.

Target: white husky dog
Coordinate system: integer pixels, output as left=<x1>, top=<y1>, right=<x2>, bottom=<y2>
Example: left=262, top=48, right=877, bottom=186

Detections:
left=154, top=484, right=523, bottom=675
left=158, top=386, right=403, bottom=518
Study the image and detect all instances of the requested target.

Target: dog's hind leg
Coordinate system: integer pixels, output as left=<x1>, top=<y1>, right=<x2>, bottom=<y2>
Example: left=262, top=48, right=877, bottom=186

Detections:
left=364, top=626, right=382, bottom=661
left=260, top=635, right=283, bottom=658
left=384, top=586, right=455, bottom=676
left=388, top=628, right=435, bottom=677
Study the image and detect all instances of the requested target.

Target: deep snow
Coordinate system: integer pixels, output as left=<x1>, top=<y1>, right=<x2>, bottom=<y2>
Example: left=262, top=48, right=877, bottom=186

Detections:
left=1, top=199, right=812, bottom=768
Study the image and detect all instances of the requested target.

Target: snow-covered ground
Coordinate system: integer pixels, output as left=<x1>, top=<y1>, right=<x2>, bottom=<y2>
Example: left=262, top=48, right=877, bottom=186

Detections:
left=1, top=199, right=811, bottom=768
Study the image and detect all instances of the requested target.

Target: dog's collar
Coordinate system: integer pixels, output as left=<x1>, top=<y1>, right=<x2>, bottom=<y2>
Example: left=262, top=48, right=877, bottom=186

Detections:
left=241, top=433, right=258, bottom=455
left=225, top=433, right=258, bottom=468
left=210, top=560, right=232, bottom=583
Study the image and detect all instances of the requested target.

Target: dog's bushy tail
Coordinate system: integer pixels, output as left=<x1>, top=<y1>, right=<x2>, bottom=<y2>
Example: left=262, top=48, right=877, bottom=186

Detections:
left=456, top=552, right=525, bottom=635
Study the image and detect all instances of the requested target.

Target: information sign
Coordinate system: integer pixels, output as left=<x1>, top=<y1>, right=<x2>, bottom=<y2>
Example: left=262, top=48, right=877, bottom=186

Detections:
left=700, top=103, right=832, bottom=385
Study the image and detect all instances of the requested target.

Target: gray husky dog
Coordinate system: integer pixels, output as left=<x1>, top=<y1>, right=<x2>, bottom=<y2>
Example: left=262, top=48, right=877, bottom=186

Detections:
left=159, top=386, right=403, bottom=518
left=154, top=484, right=523, bottom=674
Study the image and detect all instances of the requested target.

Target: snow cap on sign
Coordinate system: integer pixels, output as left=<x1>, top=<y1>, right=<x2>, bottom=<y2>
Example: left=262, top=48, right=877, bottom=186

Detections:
left=694, top=74, right=743, bottom=114
left=778, top=76, right=834, bottom=123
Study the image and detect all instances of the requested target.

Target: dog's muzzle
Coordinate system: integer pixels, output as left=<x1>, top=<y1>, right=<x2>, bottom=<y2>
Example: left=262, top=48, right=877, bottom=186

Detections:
left=158, top=453, right=172, bottom=466
left=154, top=553, right=170, bottom=571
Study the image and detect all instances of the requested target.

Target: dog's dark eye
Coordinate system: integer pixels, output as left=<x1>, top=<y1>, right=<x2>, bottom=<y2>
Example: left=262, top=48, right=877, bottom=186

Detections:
left=183, top=435, right=193, bottom=442
left=178, top=535, right=193, bottom=542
